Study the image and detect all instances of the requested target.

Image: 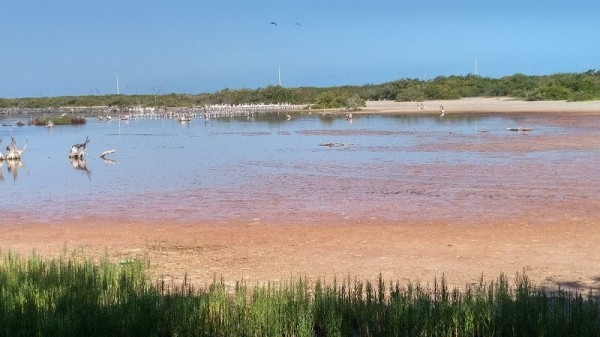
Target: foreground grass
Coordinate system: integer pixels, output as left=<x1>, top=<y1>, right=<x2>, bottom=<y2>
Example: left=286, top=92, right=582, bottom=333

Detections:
left=0, top=252, right=598, bottom=336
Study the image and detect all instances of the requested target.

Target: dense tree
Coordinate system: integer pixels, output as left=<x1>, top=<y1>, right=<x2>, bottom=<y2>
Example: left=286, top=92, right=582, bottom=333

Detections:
left=2, top=71, right=600, bottom=110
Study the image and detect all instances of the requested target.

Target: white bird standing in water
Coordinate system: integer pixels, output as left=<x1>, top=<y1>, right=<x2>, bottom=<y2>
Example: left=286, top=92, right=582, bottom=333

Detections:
left=440, top=106, right=445, bottom=117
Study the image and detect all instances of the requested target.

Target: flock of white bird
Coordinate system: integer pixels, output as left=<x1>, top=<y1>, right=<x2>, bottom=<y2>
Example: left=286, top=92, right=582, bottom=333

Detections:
left=1, top=103, right=306, bottom=164
left=94, top=103, right=306, bottom=123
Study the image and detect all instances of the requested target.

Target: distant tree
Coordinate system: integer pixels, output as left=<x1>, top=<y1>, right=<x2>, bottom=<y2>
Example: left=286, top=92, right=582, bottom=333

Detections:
left=395, top=86, right=425, bottom=102
left=526, top=83, right=572, bottom=101
left=260, top=85, right=294, bottom=103
left=314, top=91, right=338, bottom=108
left=4, top=71, right=600, bottom=107
left=501, top=73, right=538, bottom=97
left=345, top=95, right=365, bottom=110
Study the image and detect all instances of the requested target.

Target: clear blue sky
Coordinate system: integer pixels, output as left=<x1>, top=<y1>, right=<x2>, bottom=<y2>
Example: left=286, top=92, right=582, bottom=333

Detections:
left=1, top=0, right=599, bottom=98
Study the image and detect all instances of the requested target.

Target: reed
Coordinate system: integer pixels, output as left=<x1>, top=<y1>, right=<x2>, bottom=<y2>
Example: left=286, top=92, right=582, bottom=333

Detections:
left=1, top=252, right=598, bottom=336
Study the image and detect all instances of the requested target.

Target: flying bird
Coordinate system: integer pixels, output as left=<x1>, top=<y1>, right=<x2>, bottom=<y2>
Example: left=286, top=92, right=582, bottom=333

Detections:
left=270, top=21, right=278, bottom=26
left=294, top=22, right=301, bottom=26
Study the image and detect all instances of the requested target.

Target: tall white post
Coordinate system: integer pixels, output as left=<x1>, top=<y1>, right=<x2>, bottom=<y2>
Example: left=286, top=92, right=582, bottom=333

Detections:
left=116, top=74, right=120, bottom=94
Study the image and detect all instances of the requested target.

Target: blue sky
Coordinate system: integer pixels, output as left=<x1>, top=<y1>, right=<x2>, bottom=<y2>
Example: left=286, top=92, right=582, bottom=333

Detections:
left=1, top=0, right=599, bottom=98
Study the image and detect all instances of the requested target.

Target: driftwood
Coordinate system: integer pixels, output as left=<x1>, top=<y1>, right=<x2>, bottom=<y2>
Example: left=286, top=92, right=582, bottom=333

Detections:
left=319, top=142, right=349, bottom=147
left=507, top=125, right=532, bottom=132
left=100, top=149, right=116, bottom=158
left=69, top=136, right=89, bottom=159
left=100, top=149, right=117, bottom=163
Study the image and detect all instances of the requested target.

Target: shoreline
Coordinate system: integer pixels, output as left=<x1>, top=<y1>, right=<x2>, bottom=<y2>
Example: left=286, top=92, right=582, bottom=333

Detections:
left=360, top=97, right=600, bottom=115
left=2, top=216, right=599, bottom=291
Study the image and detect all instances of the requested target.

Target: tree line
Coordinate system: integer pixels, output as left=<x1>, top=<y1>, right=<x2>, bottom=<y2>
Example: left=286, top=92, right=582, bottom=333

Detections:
left=2, top=70, right=599, bottom=110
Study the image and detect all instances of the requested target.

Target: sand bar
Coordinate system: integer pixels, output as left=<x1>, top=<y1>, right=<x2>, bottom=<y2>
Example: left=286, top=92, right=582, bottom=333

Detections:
left=363, top=97, right=600, bottom=115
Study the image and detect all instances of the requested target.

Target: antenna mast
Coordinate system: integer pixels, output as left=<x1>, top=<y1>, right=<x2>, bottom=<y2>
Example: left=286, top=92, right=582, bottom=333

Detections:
left=278, top=66, right=281, bottom=86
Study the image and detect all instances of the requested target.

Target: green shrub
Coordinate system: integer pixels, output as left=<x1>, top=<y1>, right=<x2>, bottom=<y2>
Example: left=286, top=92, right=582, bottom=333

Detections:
left=30, top=116, right=86, bottom=126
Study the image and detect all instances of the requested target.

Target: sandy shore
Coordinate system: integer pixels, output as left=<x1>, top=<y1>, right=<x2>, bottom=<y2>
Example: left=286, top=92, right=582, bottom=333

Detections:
left=2, top=97, right=600, bottom=291
left=3, top=218, right=598, bottom=291
left=362, top=97, right=600, bottom=115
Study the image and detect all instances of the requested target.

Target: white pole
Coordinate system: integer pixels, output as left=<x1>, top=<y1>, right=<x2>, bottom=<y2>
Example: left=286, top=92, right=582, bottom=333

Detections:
left=116, top=74, right=120, bottom=94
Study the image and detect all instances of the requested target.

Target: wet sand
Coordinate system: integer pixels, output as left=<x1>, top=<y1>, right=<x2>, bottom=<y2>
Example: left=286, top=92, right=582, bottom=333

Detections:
left=2, top=98, right=600, bottom=290
left=363, top=97, right=600, bottom=115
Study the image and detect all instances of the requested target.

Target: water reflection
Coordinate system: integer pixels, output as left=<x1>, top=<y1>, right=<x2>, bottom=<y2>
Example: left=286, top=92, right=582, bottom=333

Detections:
left=0, top=111, right=587, bottom=225
left=101, top=157, right=117, bottom=165
left=0, top=159, right=25, bottom=182
left=70, top=157, right=91, bottom=180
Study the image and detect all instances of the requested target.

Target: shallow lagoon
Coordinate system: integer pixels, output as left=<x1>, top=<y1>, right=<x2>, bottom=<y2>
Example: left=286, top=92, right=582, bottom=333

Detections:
left=0, top=112, right=591, bottom=224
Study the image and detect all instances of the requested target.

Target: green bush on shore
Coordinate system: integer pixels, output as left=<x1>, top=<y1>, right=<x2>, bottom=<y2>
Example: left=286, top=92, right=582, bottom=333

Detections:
left=30, top=116, right=86, bottom=126
left=0, top=252, right=598, bottom=336
left=2, top=71, right=600, bottom=110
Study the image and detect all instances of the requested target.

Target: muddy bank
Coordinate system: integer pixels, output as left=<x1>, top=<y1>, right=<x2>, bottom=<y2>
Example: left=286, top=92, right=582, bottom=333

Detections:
left=363, top=97, right=600, bottom=115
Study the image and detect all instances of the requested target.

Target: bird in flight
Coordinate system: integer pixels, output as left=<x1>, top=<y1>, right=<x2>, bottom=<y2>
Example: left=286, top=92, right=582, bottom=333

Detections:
left=270, top=21, right=278, bottom=26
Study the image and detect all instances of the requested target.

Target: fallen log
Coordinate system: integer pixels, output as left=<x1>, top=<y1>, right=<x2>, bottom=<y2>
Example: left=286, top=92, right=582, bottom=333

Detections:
left=100, top=149, right=116, bottom=159
left=2, top=137, right=27, bottom=161
left=69, top=136, right=89, bottom=159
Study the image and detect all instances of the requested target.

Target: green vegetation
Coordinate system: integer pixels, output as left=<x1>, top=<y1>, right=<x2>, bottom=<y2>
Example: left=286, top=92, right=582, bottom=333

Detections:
left=312, top=90, right=364, bottom=110
left=30, top=116, right=86, bottom=126
left=1, top=71, right=600, bottom=109
left=370, top=70, right=600, bottom=102
left=1, top=252, right=598, bottom=336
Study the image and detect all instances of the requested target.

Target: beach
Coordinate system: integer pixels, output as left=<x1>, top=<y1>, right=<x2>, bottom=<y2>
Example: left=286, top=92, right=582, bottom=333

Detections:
left=2, top=97, right=599, bottom=290
left=363, top=97, right=600, bottom=115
